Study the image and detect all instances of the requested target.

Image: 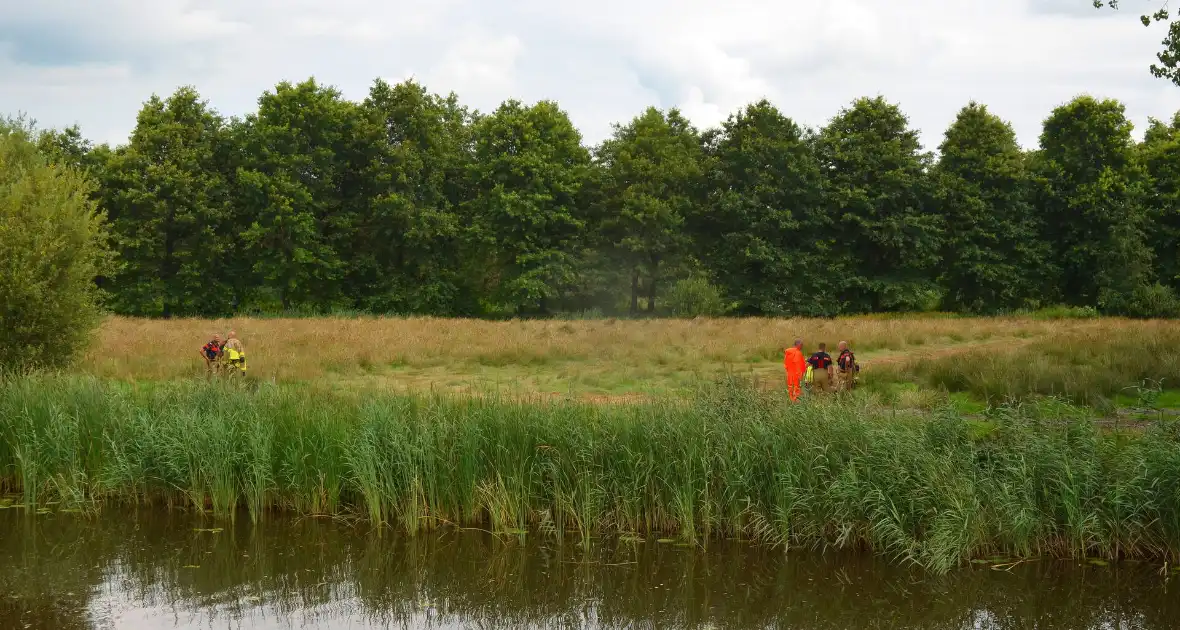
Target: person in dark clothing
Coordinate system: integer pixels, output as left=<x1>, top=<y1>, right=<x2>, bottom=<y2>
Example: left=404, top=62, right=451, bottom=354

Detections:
left=836, top=340, right=859, bottom=392
left=807, top=343, right=835, bottom=394
left=200, top=334, right=223, bottom=376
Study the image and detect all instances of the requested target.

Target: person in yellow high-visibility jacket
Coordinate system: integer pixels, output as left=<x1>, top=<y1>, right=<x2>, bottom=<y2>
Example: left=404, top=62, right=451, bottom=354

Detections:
left=222, top=330, right=247, bottom=375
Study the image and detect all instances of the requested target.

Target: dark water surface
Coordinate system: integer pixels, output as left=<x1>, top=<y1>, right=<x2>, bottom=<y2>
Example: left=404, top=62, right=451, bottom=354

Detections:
left=1, top=509, right=1177, bottom=629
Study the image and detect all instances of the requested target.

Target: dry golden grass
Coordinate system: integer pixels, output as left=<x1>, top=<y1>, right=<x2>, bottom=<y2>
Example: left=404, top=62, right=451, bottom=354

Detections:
left=80, top=315, right=1121, bottom=396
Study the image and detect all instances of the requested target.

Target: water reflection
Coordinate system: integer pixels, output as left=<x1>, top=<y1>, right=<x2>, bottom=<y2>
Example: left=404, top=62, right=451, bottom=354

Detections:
left=0, top=509, right=1176, bottom=629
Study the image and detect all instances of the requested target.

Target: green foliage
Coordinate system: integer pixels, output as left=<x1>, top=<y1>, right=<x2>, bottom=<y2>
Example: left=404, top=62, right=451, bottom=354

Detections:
left=1038, top=96, right=1157, bottom=315
left=468, top=100, right=590, bottom=314
left=351, top=79, right=478, bottom=315
left=9, top=80, right=1180, bottom=320
left=1022, top=305, right=1101, bottom=320
left=36, top=125, right=109, bottom=176
left=695, top=100, right=832, bottom=315
left=664, top=276, right=731, bottom=318
left=596, top=107, right=704, bottom=314
left=1108, top=282, right=1180, bottom=318
left=1140, top=112, right=1180, bottom=294
left=4, top=376, right=1180, bottom=573
left=0, top=120, right=111, bottom=371
left=101, top=87, right=237, bottom=317
left=1096, top=1, right=1180, bottom=86
left=934, top=102, right=1048, bottom=313
left=237, top=79, right=368, bottom=312
left=816, top=97, right=942, bottom=312
left=236, top=168, right=332, bottom=312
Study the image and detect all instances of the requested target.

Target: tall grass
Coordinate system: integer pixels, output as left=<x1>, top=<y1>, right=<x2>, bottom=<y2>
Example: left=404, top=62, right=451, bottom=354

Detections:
left=83, top=314, right=1105, bottom=385
left=2, top=375, right=1179, bottom=573
left=888, top=319, right=1180, bottom=408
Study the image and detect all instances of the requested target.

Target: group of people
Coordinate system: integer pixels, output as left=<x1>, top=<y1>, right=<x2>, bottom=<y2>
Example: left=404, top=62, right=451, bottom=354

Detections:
left=782, top=339, right=859, bottom=402
left=200, top=330, right=248, bottom=376
left=196, top=329, right=850, bottom=393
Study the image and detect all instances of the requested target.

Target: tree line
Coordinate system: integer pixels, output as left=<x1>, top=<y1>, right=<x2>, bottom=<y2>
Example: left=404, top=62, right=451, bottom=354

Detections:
left=30, top=78, right=1180, bottom=318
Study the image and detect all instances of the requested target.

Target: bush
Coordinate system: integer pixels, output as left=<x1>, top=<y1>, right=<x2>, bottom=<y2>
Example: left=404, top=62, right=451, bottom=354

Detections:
left=0, top=120, right=110, bottom=372
left=1123, top=283, right=1180, bottom=318
left=665, top=277, right=731, bottom=318
left=1023, top=305, right=1101, bottom=320
left=1092, top=282, right=1180, bottom=319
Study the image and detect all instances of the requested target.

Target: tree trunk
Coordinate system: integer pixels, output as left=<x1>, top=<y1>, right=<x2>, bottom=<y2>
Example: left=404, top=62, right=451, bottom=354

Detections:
left=630, top=270, right=640, bottom=316
left=646, top=257, right=659, bottom=313
left=163, top=233, right=174, bottom=319
left=163, top=203, right=176, bottom=318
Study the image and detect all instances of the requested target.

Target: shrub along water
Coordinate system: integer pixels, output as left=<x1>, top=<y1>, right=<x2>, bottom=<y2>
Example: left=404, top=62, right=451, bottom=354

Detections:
left=1, top=376, right=1179, bottom=574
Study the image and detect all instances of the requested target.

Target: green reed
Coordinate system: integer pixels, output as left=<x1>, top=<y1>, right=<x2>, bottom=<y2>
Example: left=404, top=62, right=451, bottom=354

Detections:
left=2, top=374, right=1179, bottom=573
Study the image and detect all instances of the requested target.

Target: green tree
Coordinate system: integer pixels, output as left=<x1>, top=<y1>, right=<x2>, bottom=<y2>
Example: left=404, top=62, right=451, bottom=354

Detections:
left=816, top=96, right=942, bottom=312
left=1038, top=95, right=1157, bottom=313
left=352, top=79, right=478, bottom=315
left=100, top=87, right=236, bottom=317
left=0, top=120, right=111, bottom=371
left=235, top=168, right=329, bottom=311
left=1095, top=1, right=1180, bottom=85
left=596, top=107, right=704, bottom=314
left=1140, top=111, right=1180, bottom=292
left=36, top=125, right=118, bottom=297
left=467, top=99, right=590, bottom=315
left=236, top=78, right=369, bottom=312
left=695, top=100, right=830, bottom=315
left=35, top=125, right=112, bottom=176
left=933, top=102, right=1048, bottom=313
left=556, top=161, right=627, bottom=314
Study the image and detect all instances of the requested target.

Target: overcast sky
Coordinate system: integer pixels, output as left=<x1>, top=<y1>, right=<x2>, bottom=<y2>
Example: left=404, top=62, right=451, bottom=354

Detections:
left=3, top=0, right=1180, bottom=150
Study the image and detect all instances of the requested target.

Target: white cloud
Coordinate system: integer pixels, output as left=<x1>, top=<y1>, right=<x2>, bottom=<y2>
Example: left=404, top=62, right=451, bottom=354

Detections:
left=0, top=0, right=1178, bottom=149
left=430, top=29, right=523, bottom=101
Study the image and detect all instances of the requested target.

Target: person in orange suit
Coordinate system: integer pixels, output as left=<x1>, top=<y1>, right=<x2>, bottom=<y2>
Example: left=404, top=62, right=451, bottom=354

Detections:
left=783, top=338, right=806, bottom=402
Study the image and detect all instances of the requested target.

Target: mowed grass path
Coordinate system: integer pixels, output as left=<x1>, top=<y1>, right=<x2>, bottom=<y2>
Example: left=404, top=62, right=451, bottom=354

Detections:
left=85, top=316, right=1116, bottom=397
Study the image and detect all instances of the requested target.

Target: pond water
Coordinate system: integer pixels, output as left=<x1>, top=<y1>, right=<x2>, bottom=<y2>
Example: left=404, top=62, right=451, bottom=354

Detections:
left=1, top=509, right=1177, bottom=629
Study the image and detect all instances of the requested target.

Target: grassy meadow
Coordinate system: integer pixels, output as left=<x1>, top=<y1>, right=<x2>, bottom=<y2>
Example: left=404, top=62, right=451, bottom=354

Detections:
left=87, top=314, right=1024, bottom=393
left=80, top=315, right=1180, bottom=410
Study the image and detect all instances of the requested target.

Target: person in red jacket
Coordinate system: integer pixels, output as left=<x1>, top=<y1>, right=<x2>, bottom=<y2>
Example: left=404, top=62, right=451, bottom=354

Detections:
left=783, top=338, right=806, bottom=402
left=200, top=334, right=223, bottom=377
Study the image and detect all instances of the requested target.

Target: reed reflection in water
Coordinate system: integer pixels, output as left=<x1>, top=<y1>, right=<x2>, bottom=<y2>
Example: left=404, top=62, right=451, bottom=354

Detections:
left=0, top=510, right=1176, bottom=629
